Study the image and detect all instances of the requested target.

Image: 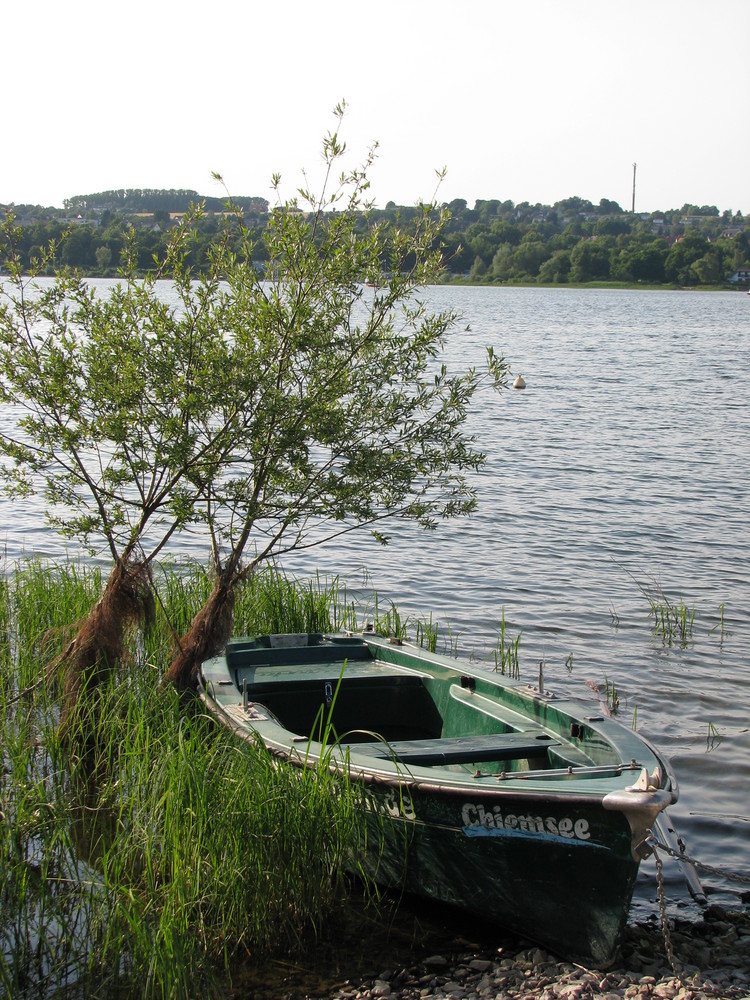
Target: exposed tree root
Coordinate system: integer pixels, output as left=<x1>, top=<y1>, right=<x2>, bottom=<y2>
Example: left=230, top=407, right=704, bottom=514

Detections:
left=54, top=559, right=155, bottom=746
left=162, top=579, right=236, bottom=693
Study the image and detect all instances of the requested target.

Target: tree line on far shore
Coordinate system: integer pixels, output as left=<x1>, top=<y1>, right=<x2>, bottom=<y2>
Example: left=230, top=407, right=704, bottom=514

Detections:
left=3, top=188, right=749, bottom=287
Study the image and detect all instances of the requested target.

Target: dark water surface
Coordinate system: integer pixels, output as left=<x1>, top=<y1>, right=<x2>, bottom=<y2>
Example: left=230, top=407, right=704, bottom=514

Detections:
left=282, top=286, right=750, bottom=915
left=2, top=284, right=749, bottom=961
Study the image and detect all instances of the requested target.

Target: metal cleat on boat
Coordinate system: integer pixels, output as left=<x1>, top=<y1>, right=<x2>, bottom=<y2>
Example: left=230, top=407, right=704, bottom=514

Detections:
left=627, top=766, right=663, bottom=792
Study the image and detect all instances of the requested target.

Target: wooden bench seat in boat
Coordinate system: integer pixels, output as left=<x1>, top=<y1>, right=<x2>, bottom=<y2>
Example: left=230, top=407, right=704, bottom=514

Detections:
left=226, top=636, right=373, bottom=671
left=348, top=732, right=558, bottom=766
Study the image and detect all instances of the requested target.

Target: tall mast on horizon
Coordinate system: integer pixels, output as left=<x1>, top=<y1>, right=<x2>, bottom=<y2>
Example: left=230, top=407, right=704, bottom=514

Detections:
left=631, top=162, right=637, bottom=214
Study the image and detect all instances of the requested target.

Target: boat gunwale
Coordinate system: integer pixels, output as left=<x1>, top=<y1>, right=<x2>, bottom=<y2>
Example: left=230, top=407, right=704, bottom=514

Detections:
left=200, top=683, right=677, bottom=812
left=202, top=632, right=677, bottom=799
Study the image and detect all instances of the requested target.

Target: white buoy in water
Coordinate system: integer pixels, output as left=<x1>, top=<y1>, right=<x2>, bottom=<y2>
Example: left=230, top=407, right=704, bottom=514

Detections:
left=513, top=374, right=526, bottom=389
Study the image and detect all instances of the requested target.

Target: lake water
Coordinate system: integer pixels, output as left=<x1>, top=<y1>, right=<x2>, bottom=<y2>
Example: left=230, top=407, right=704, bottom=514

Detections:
left=2, top=282, right=749, bottom=918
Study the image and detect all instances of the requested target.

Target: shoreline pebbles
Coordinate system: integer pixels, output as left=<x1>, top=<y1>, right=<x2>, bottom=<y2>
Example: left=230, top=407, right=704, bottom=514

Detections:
left=329, top=907, right=750, bottom=1000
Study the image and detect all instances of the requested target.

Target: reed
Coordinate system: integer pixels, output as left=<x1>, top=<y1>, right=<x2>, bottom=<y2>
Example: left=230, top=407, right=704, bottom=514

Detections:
left=604, top=675, right=620, bottom=714
left=708, top=602, right=730, bottom=643
left=0, top=559, right=376, bottom=999
left=648, top=594, right=695, bottom=647
left=2, top=559, right=103, bottom=694
left=414, top=615, right=439, bottom=653
left=706, top=721, right=722, bottom=750
left=633, top=573, right=695, bottom=647
left=365, top=592, right=408, bottom=639
left=143, top=563, right=353, bottom=667
left=235, top=568, right=349, bottom=637
left=440, top=621, right=461, bottom=658
left=490, top=609, right=521, bottom=679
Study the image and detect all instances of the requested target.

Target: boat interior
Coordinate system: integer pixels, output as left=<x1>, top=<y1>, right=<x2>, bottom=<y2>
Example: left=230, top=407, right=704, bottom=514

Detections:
left=223, top=636, right=599, bottom=773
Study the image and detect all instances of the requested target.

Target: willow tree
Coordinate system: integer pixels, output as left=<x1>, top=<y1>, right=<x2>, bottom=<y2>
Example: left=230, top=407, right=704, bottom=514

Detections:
left=162, top=124, right=508, bottom=688
left=1, top=105, right=509, bottom=700
left=0, top=209, right=239, bottom=721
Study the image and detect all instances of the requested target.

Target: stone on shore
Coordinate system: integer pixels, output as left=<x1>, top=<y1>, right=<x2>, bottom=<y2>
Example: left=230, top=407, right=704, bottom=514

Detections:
left=331, top=907, right=750, bottom=1000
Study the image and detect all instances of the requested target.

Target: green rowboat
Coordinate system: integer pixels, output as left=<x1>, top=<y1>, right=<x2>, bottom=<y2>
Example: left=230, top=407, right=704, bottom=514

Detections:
left=200, top=631, right=678, bottom=966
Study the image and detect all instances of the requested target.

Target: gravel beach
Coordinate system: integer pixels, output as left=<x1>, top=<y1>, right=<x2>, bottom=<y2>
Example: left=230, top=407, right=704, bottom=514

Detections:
left=328, top=906, right=750, bottom=1000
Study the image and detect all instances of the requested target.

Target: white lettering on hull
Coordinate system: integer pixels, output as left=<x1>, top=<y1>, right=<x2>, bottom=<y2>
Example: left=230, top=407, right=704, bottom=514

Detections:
left=462, top=803, right=591, bottom=842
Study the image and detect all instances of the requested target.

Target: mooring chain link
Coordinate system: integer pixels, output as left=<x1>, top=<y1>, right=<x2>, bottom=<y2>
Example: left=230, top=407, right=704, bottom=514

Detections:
left=651, top=841, right=680, bottom=977
left=648, top=833, right=750, bottom=999
left=649, top=831, right=750, bottom=886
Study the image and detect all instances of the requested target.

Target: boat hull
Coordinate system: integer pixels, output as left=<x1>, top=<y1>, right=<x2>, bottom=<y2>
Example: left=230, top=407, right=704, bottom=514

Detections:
left=359, top=781, right=639, bottom=966
left=200, top=632, right=677, bottom=966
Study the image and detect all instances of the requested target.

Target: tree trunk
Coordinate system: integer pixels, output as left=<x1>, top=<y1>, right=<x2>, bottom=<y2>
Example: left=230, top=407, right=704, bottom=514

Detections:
left=161, top=579, right=236, bottom=692
left=57, top=558, right=154, bottom=740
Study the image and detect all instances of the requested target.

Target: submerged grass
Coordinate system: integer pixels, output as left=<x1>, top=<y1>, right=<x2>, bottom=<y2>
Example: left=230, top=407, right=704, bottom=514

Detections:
left=0, top=559, right=376, bottom=999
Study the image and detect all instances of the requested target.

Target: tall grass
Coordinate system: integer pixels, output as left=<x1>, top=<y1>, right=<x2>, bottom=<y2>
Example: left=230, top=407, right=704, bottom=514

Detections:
left=630, top=572, right=696, bottom=648
left=490, top=609, right=521, bottom=679
left=649, top=593, right=695, bottom=647
left=414, top=615, right=439, bottom=653
left=0, top=559, right=375, bottom=999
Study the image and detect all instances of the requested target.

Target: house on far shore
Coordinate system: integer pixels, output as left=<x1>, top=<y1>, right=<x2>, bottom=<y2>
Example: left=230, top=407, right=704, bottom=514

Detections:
left=726, top=268, right=750, bottom=284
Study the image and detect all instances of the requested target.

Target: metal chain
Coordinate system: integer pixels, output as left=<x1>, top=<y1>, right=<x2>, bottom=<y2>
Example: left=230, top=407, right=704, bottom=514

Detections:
left=652, top=841, right=680, bottom=978
left=649, top=834, right=750, bottom=999
left=650, top=833, right=750, bottom=886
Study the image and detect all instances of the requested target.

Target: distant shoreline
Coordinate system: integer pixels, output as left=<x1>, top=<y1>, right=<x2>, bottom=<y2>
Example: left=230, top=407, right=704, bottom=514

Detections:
left=7, top=268, right=744, bottom=293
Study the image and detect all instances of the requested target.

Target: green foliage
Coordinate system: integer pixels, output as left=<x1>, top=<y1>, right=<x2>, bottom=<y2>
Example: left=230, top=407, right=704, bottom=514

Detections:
left=0, top=210, right=238, bottom=566
left=538, top=249, right=572, bottom=283
left=664, top=231, right=711, bottom=284
left=569, top=238, right=612, bottom=283
left=63, top=187, right=269, bottom=216
left=611, top=239, right=668, bottom=283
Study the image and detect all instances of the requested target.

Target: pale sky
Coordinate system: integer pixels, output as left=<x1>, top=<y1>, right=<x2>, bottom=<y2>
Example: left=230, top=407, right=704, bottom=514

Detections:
left=3, top=0, right=748, bottom=214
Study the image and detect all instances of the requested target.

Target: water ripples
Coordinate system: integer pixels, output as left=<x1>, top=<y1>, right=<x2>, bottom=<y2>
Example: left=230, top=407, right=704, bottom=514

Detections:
left=2, top=282, right=749, bottom=911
